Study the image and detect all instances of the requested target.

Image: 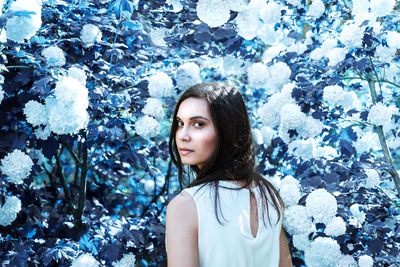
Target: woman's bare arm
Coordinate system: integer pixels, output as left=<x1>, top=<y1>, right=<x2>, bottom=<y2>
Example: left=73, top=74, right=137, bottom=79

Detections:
left=279, top=226, right=293, bottom=267
left=166, top=191, right=199, bottom=267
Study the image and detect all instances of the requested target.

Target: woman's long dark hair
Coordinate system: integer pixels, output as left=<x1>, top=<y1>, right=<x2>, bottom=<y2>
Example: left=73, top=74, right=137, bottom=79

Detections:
left=169, top=82, right=284, bottom=226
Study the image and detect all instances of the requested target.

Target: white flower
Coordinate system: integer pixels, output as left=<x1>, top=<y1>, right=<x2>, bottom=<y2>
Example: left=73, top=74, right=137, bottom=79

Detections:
left=6, top=0, right=42, bottom=43
left=252, top=128, right=263, bottom=145
left=284, top=205, right=314, bottom=235
left=175, top=62, right=201, bottom=90
left=308, top=0, right=325, bottom=18
left=336, top=254, right=358, bottom=267
left=288, top=139, right=315, bottom=160
left=266, top=62, right=291, bottom=92
left=358, top=255, right=373, bottom=267
left=280, top=183, right=301, bottom=206
left=259, top=2, right=281, bottom=25
left=34, top=125, right=51, bottom=140
left=304, top=237, right=342, bottom=267
left=280, top=103, right=305, bottom=130
left=260, top=126, right=274, bottom=147
left=142, top=98, right=164, bottom=120
left=0, top=149, right=34, bottom=184
left=24, top=100, right=47, bottom=126
left=325, top=216, right=346, bottom=236
left=68, top=65, right=87, bottom=85
left=310, top=39, right=337, bottom=61
left=135, top=115, right=160, bottom=139
left=28, top=148, right=47, bottom=166
left=350, top=204, right=366, bottom=224
left=293, top=233, right=311, bottom=251
left=370, top=0, right=395, bottom=18
left=148, top=72, right=174, bottom=98
left=0, top=88, right=4, bottom=104
left=353, top=130, right=380, bottom=155
left=0, top=196, right=21, bottom=226
left=235, top=8, right=260, bottom=40
left=150, top=28, right=167, bottom=46
left=306, top=188, right=337, bottom=223
left=286, top=0, right=302, bottom=7
left=54, top=77, right=88, bottom=108
left=80, top=24, right=102, bottom=44
left=314, top=146, right=338, bottom=160
left=196, top=0, right=230, bottom=28
left=364, top=169, right=380, bottom=188
left=323, top=85, right=344, bottom=106
left=71, top=253, right=99, bottom=267
left=368, top=103, right=393, bottom=126
left=113, top=253, right=136, bottom=267
left=227, top=0, right=248, bottom=12
left=247, top=62, right=268, bottom=89
left=375, top=45, right=396, bottom=63
left=340, top=22, right=364, bottom=48
left=386, top=31, right=400, bottom=49
left=143, top=179, right=155, bottom=194
left=42, top=46, right=66, bottom=67
left=281, top=175, right=300, bottom=188
left=326, top=47, right=346, bottom=67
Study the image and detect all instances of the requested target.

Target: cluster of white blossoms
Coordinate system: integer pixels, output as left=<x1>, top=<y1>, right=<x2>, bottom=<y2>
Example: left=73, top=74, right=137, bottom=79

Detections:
left=71, top=253, right=99, bottom=267
left=0, top=149, right=34, bottom=184
left=175, top=62, right=201, bottom=90
left=323, top=85, right=359, bottom=109
left=134, top=115, right=160, bottom=139
left=350, top=203, right=366, bottom=225
left=364, top=169, right=380, bottom=188
left=284, top=205, right=314, bottom=235
left=358, top=255, right=374, bottom=267
left=336, top=255, right=358, bottom=267
left=306, top=188, right=337, bottom=223
left=307, top=0, right=325, bottom=18
left=310, top=38, right=346, bottom=67
left=68, top=65, right=87, bottom=85
left=0, top=196, right=22, bottom=226
left=147, top=72, right=174, bottom=98
left=304, top=237, right=342, bottom=267
left=386, top=31, right=400, bottom=50
left=6, top=0, right=42, bottom=43
left=142, top=98, right=164, bottom=120
left=292, top=232, right=312, bottom=251
left=42, top=46, right=66, bottom=67
left=279, top=175, right=301, bottom=207
left=247, top=62, right=291, bottom=92
left=80, top=24, right=102, bottom=45
left=370, top=0, right=396, bottom=18
left=324, top=216, right=346, bottom=236
left=112, top=253, right=136, bottom=267
left=196, top=0, right=231, bottom=28
left=24, top=75, right=89, bottom=136
left=340, top=21, right=364, bottom=49
left=367, top=102, right=394, bottom=128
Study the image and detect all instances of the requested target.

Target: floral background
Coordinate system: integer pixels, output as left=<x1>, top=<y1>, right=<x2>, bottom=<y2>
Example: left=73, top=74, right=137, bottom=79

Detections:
left=0, top=0, right=399, bottom=266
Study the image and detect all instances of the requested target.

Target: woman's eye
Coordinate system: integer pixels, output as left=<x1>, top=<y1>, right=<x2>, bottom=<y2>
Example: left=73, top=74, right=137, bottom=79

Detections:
left=177, top=121, right=184, bottom=127
left=194, top=122, right=204, bottom=128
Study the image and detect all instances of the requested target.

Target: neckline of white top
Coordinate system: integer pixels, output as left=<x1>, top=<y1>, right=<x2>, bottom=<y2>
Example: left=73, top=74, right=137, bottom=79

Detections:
left=218, top=180, right=258, bottom=190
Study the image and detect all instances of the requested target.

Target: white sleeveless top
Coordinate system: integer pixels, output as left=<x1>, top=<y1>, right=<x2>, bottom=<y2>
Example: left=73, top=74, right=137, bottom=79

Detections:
left=166, top=181, right=282, bottom=267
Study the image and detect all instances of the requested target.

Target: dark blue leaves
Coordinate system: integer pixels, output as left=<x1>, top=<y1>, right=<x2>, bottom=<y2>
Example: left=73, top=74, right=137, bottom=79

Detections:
left=339, top=140, right=356, bottom=158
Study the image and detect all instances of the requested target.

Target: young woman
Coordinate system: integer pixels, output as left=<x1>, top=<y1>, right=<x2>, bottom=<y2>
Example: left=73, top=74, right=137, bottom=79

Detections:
left=165, top=82, right=293, bottom=267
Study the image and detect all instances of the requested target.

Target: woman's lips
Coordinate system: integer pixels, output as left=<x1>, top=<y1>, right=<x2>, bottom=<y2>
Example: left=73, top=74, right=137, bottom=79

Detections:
left=179, top=148, right=193, bottom=155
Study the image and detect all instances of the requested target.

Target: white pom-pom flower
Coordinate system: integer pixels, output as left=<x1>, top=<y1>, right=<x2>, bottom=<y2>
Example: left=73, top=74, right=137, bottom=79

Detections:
left=196, top=0, right=230, bottom=28
left=336, top=254, right=358, bottom=267
left=235, top=9, right=260, bottom=40
left=68, top=65, right=87, bottom=85
left=0, top=196, right=22, bottom=226
left=24, top=100, right=47, bottom=126
left=80, top=24, right=102, bottom=45
left=142, top=98, right=164, bottom=120
left=135, top=115, right=160, bottom=139
left=42, top=46, right=66, bottom=67
left=175, top=62, right=201, bottom=90
left=304, top=237, right=342, bottom=267
left=0, top=149, right=34, bottom=184
left=386, top=31, right=400, bottom=49
left=34, top=125, right=51, bottom=140
left=368, top=103, right=393, bottom=126
left=306, top=188, right=337, bottom=223
left=247, top=62, right=268, bottom=89
left=340, top=22, right=364, bottom=48
left=370, top=0, right=395, bottom=18
left=350, top=204, right=366, bottom=224
left=112, top=253, right=136, bottom=267
left=280, top=183, right=301, bottom=206
left=259, top=2, right=281, bottom=25
left=358, top=255, right=373, bottom=267
left=288, top=139, right=316, bottom=160
left=293, top=233, right=311, bottom=251
left=6, top=0, right=42, bottom=43
left=364, top=169, right=380, bottom=188
left=308, top=0, right=325, bottom=18
left=148, top=72, right=174, bottom=98
left=260, top=126, right=274, bottom=147
left=325, top=216, right=346, bottom=236
left=284, top=205, right=314, bottom=235
left=71, top=253, right=99, bottom=267
left=281, top=175, right=300, bottom=188
left=266, top=62, right=291, bottom=92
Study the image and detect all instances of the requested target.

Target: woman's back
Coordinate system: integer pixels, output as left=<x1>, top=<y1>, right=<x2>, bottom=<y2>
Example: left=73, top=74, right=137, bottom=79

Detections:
left=179, top=181, right=282, bottom=267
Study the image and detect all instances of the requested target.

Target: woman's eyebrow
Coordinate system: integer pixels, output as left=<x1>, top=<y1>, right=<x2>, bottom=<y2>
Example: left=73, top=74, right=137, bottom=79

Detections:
left=176, top=115, right=209, bottom=121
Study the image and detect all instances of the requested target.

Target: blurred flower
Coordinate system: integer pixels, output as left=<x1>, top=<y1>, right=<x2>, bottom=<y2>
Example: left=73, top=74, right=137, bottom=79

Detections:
left=364, top=169, right=380, bottom=188
left=386, top=31, right=400, bottom=49
left=68, top=65, right=87, bottom=85
left=292, top=233, right=311, bottom=251
left=336, top=255, right=357, bottom=267
left=175, top=62, right=201, bottom=90
left=24, top=100, right=47, bottom=126
left=350, top=204, right=366, bottom=224
left=370, top=0, right=395, bottom=17
left=259, top=2, right=281, bottom=25
left=266, top=62, right=291, bottom=92
left=284, top=205, right=314, bottom=235
left=260, top=126, right=274, bottom=147
left=42, top=46, right=66, bottom=67
left=314, top=145, right=338, bottom=160
left=34, top=125, right=51, bottom=140
left=71, top=253, right=99, bottom=267
left=358, top=255, right=373, bottom=267
left=227, top=0, right=249, bottom=12
left=80, top=24, right=102, bottom=45
left=307, top=0, right=325, bottom=18
left=150, top=28, right=167, bottom=46
left=196, top=0, right=230, bottom=28
left=306, top=188, right=337, bottom=223
left=288, top=139, right=315, bottom=160
left=280, top=182, right=301, bottom=206
left=324, top=216, right=346, bottom=236
left=143, top=179, right=155, bottom=194
left=0, top=87, right=4, bottom=104
left=247, top=62, right=268, bottom=89
left=286, top=0, right=302, bottom=7
left=340, top=22, right=364, bottom=48
left=113, top=253, right=136, bottom=267
left=304, top=237, right=342, bottom=267
left=148, top=72, right=174, bottom=98
left=135, top=115, right=160, bottom=139
left=142, top=98, right=164, bottom=120
left=6, top=0, right=42, bottom=42
left=368, top=102, right=393, bottom=126
left=0, top=149, right=33, bottom=184
left=0, top=196, right=21, bottom=226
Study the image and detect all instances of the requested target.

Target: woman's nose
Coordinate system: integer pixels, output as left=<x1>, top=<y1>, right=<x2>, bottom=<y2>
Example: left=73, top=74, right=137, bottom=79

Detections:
left=177, top=127, right=191, bottom=142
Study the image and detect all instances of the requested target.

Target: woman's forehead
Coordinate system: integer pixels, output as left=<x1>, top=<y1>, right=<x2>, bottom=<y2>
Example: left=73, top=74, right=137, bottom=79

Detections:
left=177, top=97, right=211, bottom=119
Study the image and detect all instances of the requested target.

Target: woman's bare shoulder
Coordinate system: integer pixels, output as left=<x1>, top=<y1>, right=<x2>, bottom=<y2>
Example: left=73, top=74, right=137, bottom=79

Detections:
left=166, top=191, right=197, bottom=227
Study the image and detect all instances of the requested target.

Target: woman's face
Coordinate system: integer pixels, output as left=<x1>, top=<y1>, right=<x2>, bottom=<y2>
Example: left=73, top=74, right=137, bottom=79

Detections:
left=175, top=97, right=217, bottom=169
